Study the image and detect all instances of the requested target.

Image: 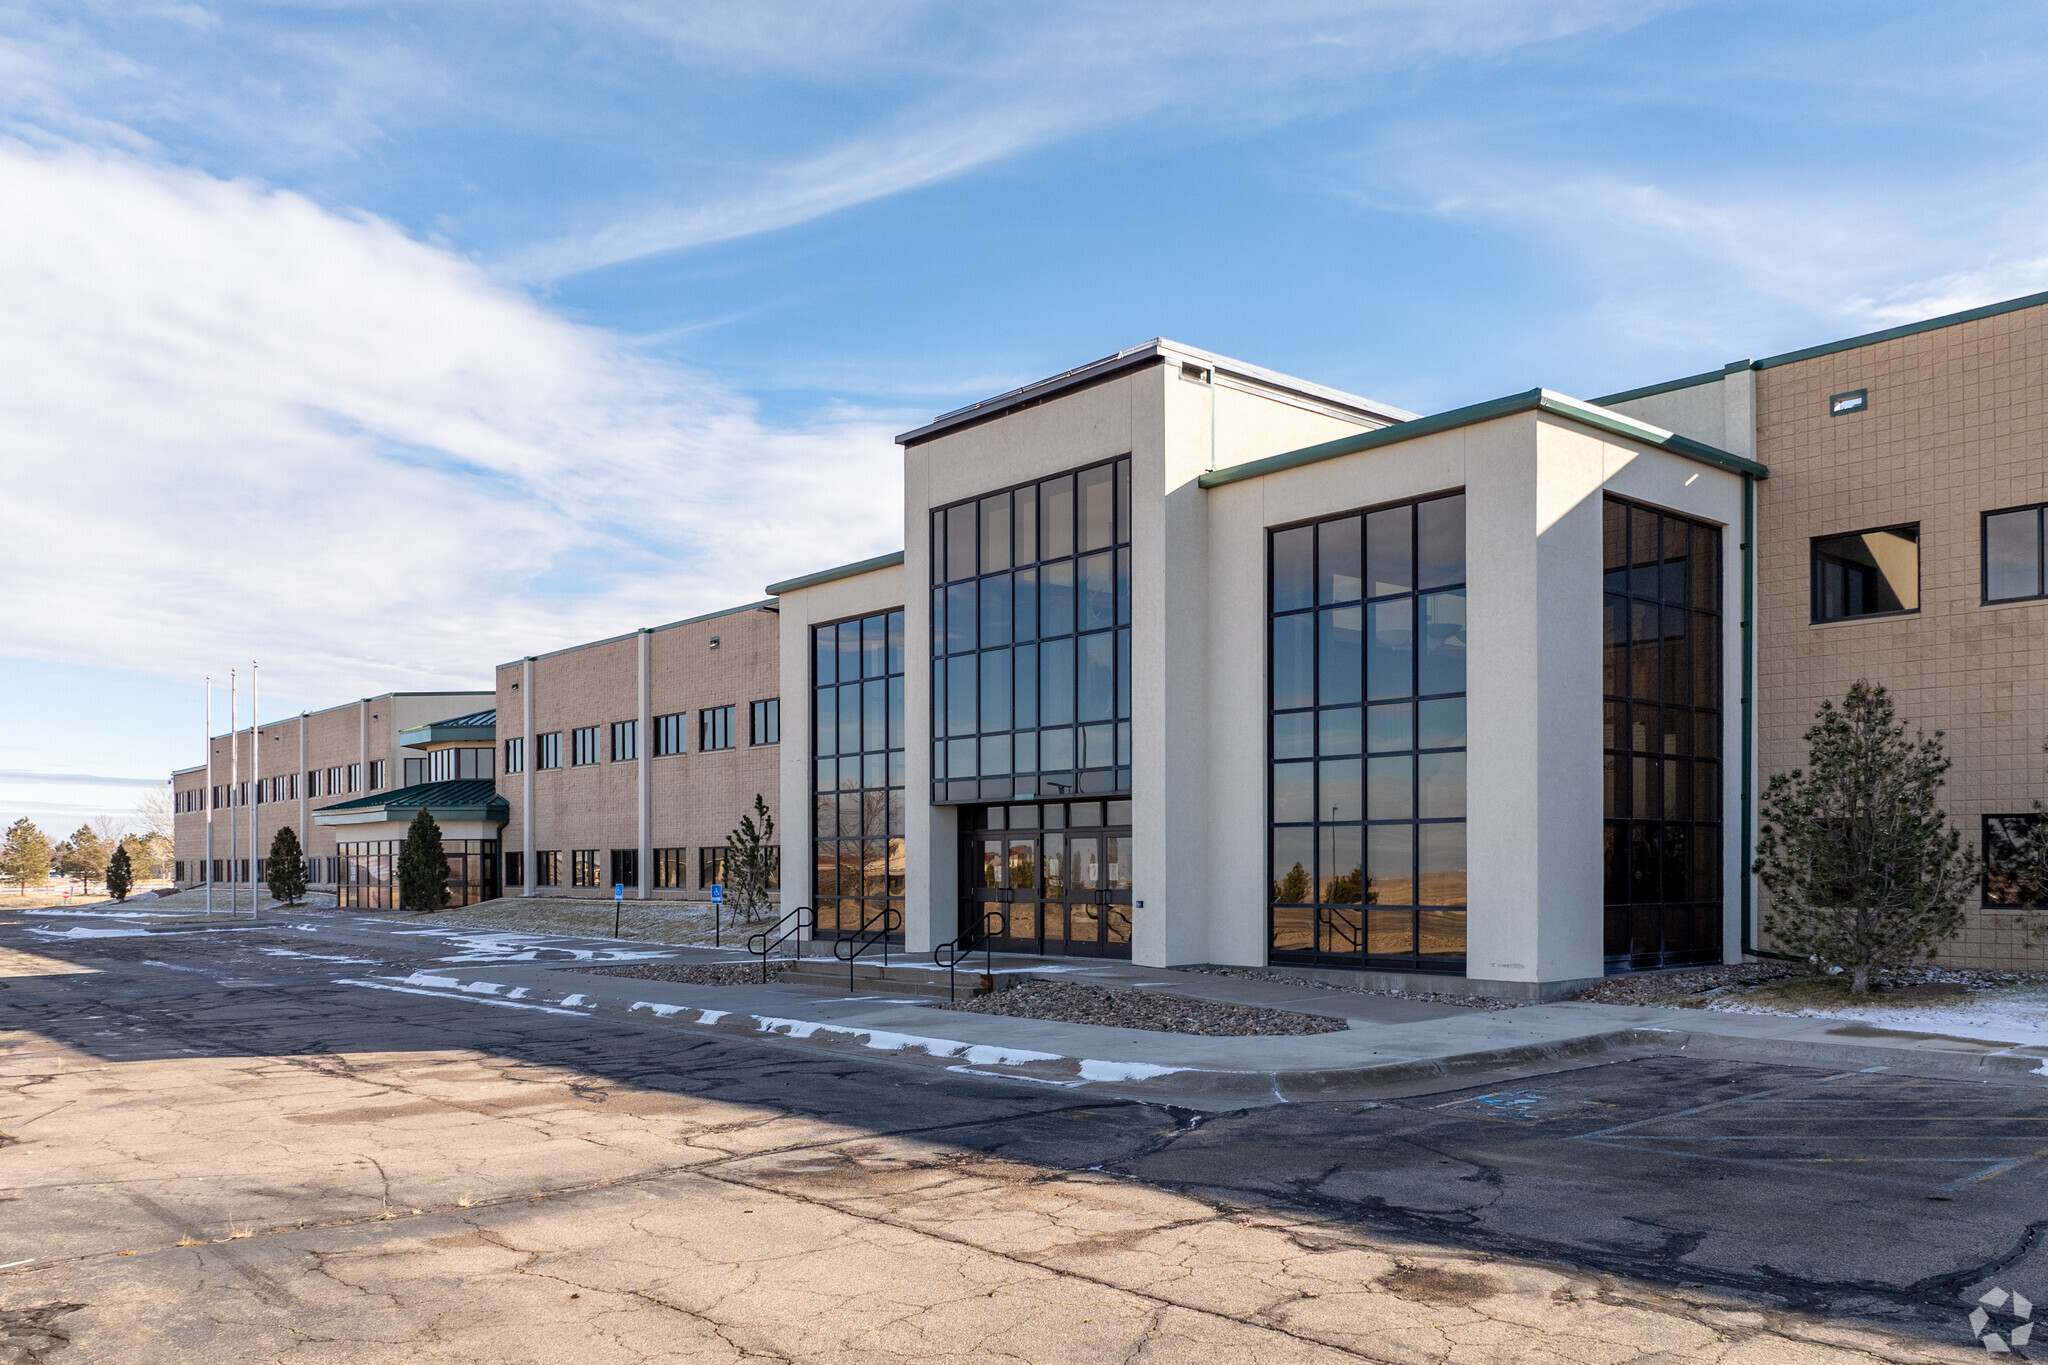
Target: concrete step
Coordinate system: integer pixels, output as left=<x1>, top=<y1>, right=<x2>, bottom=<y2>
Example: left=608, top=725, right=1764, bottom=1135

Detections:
left=776, top=959, right=1001, bottom=999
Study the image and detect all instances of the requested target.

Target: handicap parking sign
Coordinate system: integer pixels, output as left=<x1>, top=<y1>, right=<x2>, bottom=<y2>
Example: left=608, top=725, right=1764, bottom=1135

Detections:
left=613, top=883, right=624, bottom=901
left=710, top=884, right=723, bottom=904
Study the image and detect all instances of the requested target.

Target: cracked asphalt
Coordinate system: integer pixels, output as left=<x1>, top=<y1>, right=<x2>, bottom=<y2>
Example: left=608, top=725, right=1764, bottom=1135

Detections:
left=3, top=914, right=2044, bottom=1362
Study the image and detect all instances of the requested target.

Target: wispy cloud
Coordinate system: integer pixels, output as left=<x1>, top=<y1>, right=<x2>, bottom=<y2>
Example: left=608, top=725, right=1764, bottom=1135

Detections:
left=0, top=139, right=906, bottom=705
left=0, top=771, right=167, bottom=788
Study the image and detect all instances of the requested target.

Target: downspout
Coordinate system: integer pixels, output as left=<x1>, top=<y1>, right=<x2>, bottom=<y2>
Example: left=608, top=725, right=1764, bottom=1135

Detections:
left=1740, top=472, right=1757, bottom=958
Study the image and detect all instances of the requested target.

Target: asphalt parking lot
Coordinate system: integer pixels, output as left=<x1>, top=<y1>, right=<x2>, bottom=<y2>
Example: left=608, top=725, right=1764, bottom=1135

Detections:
left=2, top=914, right=2042, bottom=1362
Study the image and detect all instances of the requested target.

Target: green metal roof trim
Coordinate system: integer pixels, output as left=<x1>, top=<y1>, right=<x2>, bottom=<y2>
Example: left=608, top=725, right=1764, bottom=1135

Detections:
left=1593, top=288, right=2048, bottom=406
left=766, top=550, right=906, bottom=597
left=311, top=778, right=508, bottom=824
left=1197, top=388, right=1767, bottom=490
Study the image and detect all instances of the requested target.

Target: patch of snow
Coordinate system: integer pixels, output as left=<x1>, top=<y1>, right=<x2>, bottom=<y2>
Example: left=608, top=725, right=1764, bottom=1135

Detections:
left=557, top=994, right=589, bottom=1008
left=1712, top=989, right=2048, bottom=1050
left=696, top=1008, right=728, bottom=1025
left=630, top=1001, right=685, bottom=1017
left=1076, top=1059, right=1188, bottom=1083
left=27, top=926, right=150, bottom=939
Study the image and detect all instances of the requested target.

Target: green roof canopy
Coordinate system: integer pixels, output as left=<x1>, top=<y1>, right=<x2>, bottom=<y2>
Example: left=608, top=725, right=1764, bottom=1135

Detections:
left=312, top=779, right=508, bottom=827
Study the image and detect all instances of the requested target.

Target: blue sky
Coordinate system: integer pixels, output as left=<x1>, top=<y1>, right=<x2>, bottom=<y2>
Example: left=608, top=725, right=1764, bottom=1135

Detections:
left=4, top=0, right=2045, bottom=832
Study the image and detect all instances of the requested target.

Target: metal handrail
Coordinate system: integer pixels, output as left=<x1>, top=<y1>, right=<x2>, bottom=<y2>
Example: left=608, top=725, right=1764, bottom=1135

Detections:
left=831, top=905, right=903, bottom=993
left=934, top=908, right=1005, bottom=1002
left=746, top=904, right=814, bottom=983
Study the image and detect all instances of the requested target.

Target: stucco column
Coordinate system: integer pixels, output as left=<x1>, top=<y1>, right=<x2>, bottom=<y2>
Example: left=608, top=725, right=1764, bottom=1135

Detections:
left=637, top=629, right=651, bottom=900
left=522, top=658, right=536, bottom=896
left=298, top=714, right=308, bottom=880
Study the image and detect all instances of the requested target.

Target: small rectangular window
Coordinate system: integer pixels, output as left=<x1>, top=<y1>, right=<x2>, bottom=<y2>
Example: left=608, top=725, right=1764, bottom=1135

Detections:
left=571, top=726, right=600, bottom=766
left=504, top=736, right=525, bottom=774
left=1985, top=815, right=2048, bottom=906
left=609, top=849, right=639, bottom=889
left=654, top=847, right=688, bottom=888
left=504, top=851, right=523, bottom=888
left=611, top=720, right=638, bottom=762
left=536, top=850, right=561, bottom=886
left=751, top=698, right=780, bottom=746
left=699, top=846, right=727, bottom=888
left=404, top=757, right=426, bottom=786
left=1985, top=505, right=2047, bottom=604
left=346, top=763, right=361, bottom=793
left=653, top=712, right=687, bottom=756
left=1829, top=388, right=1868, bottom=416
left=571, top=849, right=598, bottom=887
left=700, top=705, right=735, bottom=751
left=1811, top=525, right=1918, bottom=622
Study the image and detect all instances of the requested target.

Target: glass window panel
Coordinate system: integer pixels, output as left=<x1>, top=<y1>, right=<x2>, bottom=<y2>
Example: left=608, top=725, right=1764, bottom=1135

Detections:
left=1986, top=508, right=2042, bottom=601
left=1418, top=697, right=1466, bottom=749
left=1366, top=506, right=1413, bottom=597
left=1041, top=637, right=1075, bottom=725
left=1366, top=598, right=1414, bottom=701
left=1418, top=752, right=1466, bottom=819
left=815, top=689, right=837, bottom=757
left=889, top=750, right=906, bottom=785
left=946, top=580, right=978, bottom=653
left=837, top=792, right=860, bottom=837
left=1603, top=594, right=1627, bottom=694
left=1273, top=903, right=1313, bottom=950
left=863, top=679, right=887, bottom=751
left=1366, top=755, right=1412, bottom=820
left=1272, top=615, right=1313, bottom=710
left=1116, top=547, right=1131, bottom=626
left=1691, top=524, right=1720, bottom=611
left=1318, top=706, right=1361, bottom=756
left=1693, top=614, right=1719, bottom=705
left=1013, top=489, right=1037, bottom=566
left=980, top=649, right=1013, bottom=732
left=947, top=655, right=977, bottom=735
left=1081, top=723, right=1116, bottom=769
left=1318, top=825, right=1363, bottom=904
left=862, top=614, right=886, bottom=678
left=1014, top=566, right=1038, bottom=640
left=1080, top=551, right=1115, bottom=630
left=1694, top=758, right=1720, bottom=821
left=1660, top=708, right=1691, bottom=756
left=1368, top=907, right=1414, bottom=954
left=1040, top=726, right=1075, bottom=771
left=1367, top=825, right=1415, bottom=905
left=838, top=683, right=862, bottom=754
left=817, top=757, right=836, bottom=791
left=840, top=756, right=861, bottom=789
left=1662, top=609, right=1692, bottom=705
left=888, top=676, right=904, bottom=749
left=1319, top=904, right=1361, bottom=955
left=1603, top=499, right=1627, bottom=590
left=1630, top=505, right=1660, bottom=596
left=1417, top=494, right=1465, bottom=589
left=1813, top=526, right=1918, bottom=619
left=1419, top=590, right=1466, bottom=696
left=1273, top=525, right=1314, bottom=613
left=1014, top=730, right=1038, bottom=773
left=981, top=734, right=1012, bottom=775
left=814, top=793, right=836, bottom=838
left=1660, top=519, right=1690, bottom=603
left=1079, top=463, right=1115, bottom=551
left=1366, top=702, right=1412, bottom=752
left=948, top=738, right=978, bottom=779
left=1318, top=605, right=1363, bottom=705
left=1630, top=607, right=1658, bottom=698
left=1117, top=719, right=1131, bottom=766
left=815, top=629, right=835, bottom=686
left=1071, top=838, right=1102, bottom=890
left=1319, top=758, right=1362, bottom=822
left=1013, top=643, right=1038, bottom=728
left=1319, top=517, right=1363, bottom=604
left=1274, top=712, right=1314, bottom=760
left=946, top=502, right=977, bottom=581
left=888, top=609, right=904, bottom=675
left=1117, top=458, right=1132, bottom=544
left=1041, top=475, right=1075, bottom=559
left=1117, top=627, right=1132, bottom=720
left=980, top=493, right=1011, bottom=572
left=863, top=753, right=886, bottom=790
left=1272, top=761, right=1315, bottom=823
left=1041, top=560, right=1075, bottom=636
left=980, top=572, right=1012, bottom=647
left=1418, top=908, right=1465, bottom=956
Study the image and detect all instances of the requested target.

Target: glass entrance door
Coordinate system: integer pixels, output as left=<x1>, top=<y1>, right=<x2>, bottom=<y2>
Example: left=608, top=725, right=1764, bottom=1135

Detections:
left=962, top=803, right=1132, bottom=959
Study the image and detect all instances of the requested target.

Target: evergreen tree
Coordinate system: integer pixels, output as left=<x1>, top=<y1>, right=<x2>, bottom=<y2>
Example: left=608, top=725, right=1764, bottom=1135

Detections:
left=722, top=794, right=776, bottom=925
left=105, top=844, right=133, bottom=902
left=1754, top=680, right=1977, bottom=992
left=0, top=819, right=52, bottom=894
left=267, top=825, right=309, bottom=906
left=396, top=809, right=449, bottom=912
left=57, top=824, right=109, bottom=892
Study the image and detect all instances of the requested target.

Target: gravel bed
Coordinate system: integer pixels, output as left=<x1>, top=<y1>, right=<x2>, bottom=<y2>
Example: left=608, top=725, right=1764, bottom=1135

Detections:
left=1572, top=962, right=1801, bottom=1006
left=578, top=961, right=790, bottom=986
left=1178, top=965, right=1525, bottom=1011
left=1573, top=961, right=2048, bottom=1008
left=938, top=979, right=1348, bottom=1036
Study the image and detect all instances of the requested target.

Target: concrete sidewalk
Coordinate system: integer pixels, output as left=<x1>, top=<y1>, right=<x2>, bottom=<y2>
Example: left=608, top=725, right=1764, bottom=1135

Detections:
left=290, top=918, right=2048, bottom=1108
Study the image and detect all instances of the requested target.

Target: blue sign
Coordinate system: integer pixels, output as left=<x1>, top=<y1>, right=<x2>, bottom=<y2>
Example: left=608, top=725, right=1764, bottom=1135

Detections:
left=710, top=884, right=724, bottom=904
left=613, top=883, right=624, bottom=901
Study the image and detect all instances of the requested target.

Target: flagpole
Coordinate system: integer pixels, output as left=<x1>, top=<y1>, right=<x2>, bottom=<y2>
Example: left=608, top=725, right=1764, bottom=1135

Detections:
left=204, top=676, right=214, bottom=920
left=251, top=660, right=259, bottom=919
left=229, top=668, right=238, bottom=918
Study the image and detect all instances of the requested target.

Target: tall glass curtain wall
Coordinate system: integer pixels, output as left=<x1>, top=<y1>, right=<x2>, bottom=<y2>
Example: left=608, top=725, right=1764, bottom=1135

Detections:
left=1602, top=496, right=1724, bottom=971
left=1269, top=493, right=1468, bottom=972
left=932, top=458, right=1133, bottom=805
left=812, top=611, right=907, bottom=938
left=337, top=838, right=499, bottom=910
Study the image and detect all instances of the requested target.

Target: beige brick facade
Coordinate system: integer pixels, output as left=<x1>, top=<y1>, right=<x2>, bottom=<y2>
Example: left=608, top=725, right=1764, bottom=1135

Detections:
left=1754, top=303, right=2048, bottom=969
left=171, top=690, right=492, bottom=891
left=498, top=600, right=783, bottom=900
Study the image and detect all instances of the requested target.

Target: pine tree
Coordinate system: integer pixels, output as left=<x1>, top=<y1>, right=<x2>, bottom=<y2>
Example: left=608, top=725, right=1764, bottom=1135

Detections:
left=267, top=826, right=308, bottom=907
left=722, top=794, right=776, bottom=925
left=57, top=824, right=109, bottom=892
left=0, top=819, right=52, bottom=894
left=105, top=844, right=133, bottom=902
left=396, top=809, right=449, bottom=912
left=1754, top=680, right=1977, bottom=992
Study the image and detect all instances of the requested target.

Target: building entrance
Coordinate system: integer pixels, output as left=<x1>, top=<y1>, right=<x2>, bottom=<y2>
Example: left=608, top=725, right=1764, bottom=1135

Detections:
left=963, top=801, right=1132, bottom=958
